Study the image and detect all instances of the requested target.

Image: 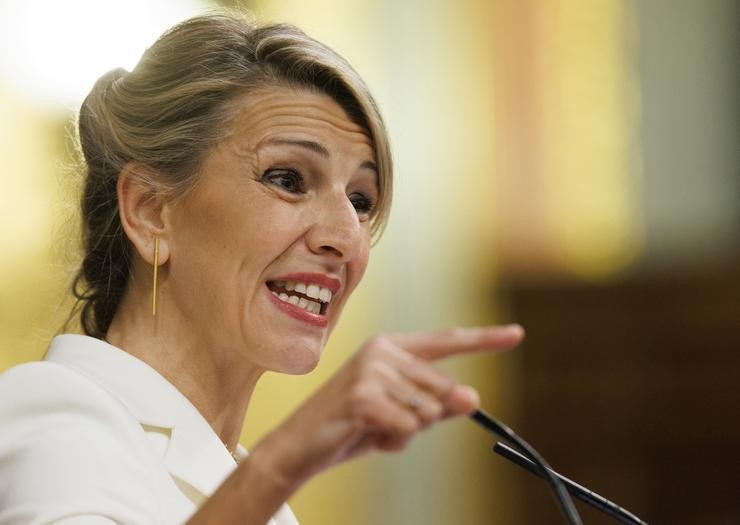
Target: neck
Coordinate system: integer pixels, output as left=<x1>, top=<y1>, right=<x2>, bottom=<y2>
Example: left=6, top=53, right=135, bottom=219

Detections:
left=106, top=285, right=264, bottom=453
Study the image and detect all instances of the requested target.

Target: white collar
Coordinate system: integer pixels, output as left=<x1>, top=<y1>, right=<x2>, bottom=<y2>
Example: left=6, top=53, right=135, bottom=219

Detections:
left=45, top=334, right=245, bottom=497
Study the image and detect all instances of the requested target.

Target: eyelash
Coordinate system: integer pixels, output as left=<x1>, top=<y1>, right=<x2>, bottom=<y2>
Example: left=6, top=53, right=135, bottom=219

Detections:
left=261, top=168, right=306, bottom=194
left=261, top=168, right=377, bottom=216
left=349, top=192, right=375, bottom=215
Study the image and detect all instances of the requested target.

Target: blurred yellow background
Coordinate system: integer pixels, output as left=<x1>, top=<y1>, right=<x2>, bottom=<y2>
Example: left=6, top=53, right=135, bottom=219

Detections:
left=2, top=0, right=738, bottom=523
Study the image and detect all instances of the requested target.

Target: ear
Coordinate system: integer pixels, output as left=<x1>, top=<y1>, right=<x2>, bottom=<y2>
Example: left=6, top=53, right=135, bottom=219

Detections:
left=117, top=162, right=171, bottom=267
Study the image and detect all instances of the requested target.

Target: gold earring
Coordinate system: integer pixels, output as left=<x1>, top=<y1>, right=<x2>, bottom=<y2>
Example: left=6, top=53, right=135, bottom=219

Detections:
left=152, top=237, right=159, bottom=316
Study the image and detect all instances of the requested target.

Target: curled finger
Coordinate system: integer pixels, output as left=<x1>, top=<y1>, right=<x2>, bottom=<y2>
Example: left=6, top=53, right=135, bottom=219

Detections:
left=389, top=385, right=445, bottom=428
left=352, top=386, right=421, bottom=438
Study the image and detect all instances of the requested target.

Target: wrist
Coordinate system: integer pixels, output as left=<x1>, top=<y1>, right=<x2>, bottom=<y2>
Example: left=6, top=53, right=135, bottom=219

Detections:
left=248, top=425, right=310, bottom=496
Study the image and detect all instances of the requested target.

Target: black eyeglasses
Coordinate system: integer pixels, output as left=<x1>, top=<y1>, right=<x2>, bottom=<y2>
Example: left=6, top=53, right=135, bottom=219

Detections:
left=470, top=409, right=648, bottom=525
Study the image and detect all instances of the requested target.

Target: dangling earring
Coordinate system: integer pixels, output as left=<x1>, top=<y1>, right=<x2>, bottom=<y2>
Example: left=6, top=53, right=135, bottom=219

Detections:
left=152, top=237, right=159, bottom=317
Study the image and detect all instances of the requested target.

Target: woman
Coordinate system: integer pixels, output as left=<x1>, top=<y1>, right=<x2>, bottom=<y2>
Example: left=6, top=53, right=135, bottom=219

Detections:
left=0, top=13, right=523, bottom=525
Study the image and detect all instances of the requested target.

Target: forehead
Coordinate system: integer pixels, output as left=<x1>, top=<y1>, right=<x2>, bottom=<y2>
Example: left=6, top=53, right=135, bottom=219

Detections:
left=223, top=86, right=375, bottom=157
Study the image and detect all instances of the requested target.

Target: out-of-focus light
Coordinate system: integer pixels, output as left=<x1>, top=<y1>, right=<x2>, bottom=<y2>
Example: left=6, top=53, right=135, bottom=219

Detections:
left=0, top=0, right=209, bottom=108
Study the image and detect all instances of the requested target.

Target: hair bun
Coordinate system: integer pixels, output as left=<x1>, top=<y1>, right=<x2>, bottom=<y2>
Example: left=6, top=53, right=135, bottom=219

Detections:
left=103, top=67, right=128, bottom=89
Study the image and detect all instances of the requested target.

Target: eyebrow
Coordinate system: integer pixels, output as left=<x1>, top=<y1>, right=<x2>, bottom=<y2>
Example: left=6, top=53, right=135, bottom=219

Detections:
left=266, top=138, right=329, bottom=158
left=264, top=138, right=378, bottom=174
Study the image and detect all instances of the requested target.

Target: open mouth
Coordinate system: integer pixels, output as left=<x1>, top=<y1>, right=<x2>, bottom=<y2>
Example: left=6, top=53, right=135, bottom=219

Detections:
left=266, top=280, right=332, bottom=316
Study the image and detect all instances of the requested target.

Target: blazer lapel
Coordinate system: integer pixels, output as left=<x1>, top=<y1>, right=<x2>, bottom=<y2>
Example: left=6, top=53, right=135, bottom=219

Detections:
left=45, top=335, right=239, bottom=501
left=163, top=394, right=237, bottom=498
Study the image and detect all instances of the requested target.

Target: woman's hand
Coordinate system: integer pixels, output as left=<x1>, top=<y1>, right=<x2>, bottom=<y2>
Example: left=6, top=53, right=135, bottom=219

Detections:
left=252, top=324, right=524, bottom=490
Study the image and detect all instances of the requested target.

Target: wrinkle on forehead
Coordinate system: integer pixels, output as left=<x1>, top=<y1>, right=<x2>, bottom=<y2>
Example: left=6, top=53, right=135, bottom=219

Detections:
left=222, top=88, right=374, bottom=159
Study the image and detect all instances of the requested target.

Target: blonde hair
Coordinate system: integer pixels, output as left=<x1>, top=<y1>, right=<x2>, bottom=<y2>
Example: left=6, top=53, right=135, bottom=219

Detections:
left=72, top=13, right=393, bottom=339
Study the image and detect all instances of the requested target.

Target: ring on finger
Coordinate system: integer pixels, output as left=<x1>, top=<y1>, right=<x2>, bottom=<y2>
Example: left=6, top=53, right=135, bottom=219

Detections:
left=408, top=394, right=424, bottom=410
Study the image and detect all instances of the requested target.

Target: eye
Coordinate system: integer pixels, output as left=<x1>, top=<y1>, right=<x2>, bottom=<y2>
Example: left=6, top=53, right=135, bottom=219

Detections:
left=261, top=169, right=306, bottom=194
left=349, top=192, right=376, bottom=216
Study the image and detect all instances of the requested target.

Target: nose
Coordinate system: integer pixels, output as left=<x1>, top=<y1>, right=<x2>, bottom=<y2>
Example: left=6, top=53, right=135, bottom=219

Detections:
left=305, top=193, right=364, bottom=262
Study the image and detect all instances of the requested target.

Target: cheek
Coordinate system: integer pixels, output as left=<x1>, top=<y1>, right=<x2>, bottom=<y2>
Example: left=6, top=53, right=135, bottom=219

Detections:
left=167, top=189, right=255, bottom=301
left=241, top=200, right=309, bottom=262
left=326, top=248, right=369, bottom=335
left=176, top=182, right=295, bottom=265
left=177, top=211, right=242, bottom=276
left=341, top=236, right=371, bottom=300
left=354, top=243, right=370, bottom=283
left=174, top=211, right=304, bottom=302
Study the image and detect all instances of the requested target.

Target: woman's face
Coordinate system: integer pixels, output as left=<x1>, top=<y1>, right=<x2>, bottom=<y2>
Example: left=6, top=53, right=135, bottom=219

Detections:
left=163, top=86, right=378, bottom=374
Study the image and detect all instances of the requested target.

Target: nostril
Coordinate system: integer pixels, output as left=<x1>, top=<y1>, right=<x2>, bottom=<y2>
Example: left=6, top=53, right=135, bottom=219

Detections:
left=320, top=244, right=343, bottom=257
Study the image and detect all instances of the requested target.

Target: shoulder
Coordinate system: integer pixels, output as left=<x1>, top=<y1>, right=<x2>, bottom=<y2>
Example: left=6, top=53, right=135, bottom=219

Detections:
left=1, top=360, right=115, bottom=411
left=1, top=359, right=132, bottom=406
left=0, top=360, right=144, bottom=440
left=0, top=361, right=163, bottom=524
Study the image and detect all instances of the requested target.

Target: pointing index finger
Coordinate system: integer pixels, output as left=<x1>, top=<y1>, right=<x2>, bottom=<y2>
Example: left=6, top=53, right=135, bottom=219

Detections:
left=386, top=324, right=524, bottom=361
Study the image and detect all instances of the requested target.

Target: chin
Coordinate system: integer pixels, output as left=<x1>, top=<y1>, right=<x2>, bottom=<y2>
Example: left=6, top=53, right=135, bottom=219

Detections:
left=275, top=342, right=323, bottom=375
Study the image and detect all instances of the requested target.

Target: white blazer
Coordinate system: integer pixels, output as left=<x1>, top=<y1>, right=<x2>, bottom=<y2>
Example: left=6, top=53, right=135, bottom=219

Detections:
left=0, top=334, right=299, bottom=525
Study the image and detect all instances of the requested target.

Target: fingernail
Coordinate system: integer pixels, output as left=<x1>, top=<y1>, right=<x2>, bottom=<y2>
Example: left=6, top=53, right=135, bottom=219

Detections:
left=460, top=385, right=480, bottom=407
left=501, top=324, right=524, bottom=336
left=485, top=324, right=523, bottom=336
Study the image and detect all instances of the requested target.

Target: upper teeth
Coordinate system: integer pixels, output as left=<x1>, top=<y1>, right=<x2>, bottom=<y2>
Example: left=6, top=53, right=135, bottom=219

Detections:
left=280, top=281, right=333, bottom=303
left=271, top=280, right=334, bottom=314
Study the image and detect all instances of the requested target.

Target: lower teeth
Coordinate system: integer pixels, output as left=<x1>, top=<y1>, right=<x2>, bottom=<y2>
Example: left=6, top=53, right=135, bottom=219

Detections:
left=273, top=291, right=321, bottom=314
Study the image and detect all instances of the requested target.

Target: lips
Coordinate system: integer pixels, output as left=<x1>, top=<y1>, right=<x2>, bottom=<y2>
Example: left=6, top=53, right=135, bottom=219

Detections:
left=269, top=272, right=341, bottom=293
left=267, top=281, right=331, bottom=314
left=265, top=272, right=341, bottom=327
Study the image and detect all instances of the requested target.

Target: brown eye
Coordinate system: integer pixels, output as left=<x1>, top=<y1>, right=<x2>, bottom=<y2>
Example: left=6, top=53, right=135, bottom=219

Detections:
left=261, top=169, right=306, bottom=194
left=349, top=192, right=375, bottom=215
